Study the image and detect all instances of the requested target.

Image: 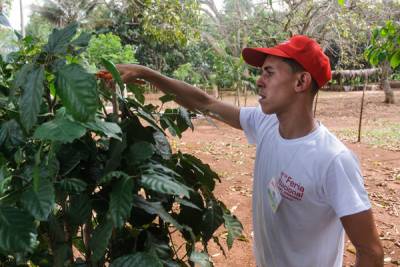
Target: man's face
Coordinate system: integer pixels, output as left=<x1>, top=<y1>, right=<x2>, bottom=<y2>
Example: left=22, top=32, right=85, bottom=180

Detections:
left=256, top=55, right=298, bottom=115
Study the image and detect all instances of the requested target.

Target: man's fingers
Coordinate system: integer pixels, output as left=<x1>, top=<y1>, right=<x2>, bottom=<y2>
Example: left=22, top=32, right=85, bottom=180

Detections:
left=97, top=70, right=145, bottom=85
left=133, top=79, right=146, bottom=85
left=120, top=73, right=145, bottom=85
left=96, top=70, right=113, bottom=80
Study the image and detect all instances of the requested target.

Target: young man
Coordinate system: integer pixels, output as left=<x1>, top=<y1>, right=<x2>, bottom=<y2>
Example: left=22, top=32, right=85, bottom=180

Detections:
left=115, top=35, right=384, bottom=267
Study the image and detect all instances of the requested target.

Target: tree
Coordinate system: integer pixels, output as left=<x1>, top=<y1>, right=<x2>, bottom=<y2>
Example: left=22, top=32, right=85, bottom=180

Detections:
left=365, top=20, right=400, bottom=103
left=87, top=0, right=202, bottom=74
left=84, top=33, right=137, bottom=68
left=31, top=0, right=99, bottom=27
left=25, top=13, right=53, bottom=42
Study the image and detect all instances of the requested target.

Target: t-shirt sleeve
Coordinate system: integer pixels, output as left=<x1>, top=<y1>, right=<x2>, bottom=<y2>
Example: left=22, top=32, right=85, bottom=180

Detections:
left=323, top=150, right=371, bottom=218
left=240, top=106, right=265, bottom=144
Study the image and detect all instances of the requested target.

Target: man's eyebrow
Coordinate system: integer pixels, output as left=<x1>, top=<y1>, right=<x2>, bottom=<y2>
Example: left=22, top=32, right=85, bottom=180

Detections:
left=262, top=65, right=274, bottom=71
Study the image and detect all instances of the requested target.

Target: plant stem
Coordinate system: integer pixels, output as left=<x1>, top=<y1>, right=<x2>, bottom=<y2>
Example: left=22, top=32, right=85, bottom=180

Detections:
left=83, top=217, right=92, bottom=263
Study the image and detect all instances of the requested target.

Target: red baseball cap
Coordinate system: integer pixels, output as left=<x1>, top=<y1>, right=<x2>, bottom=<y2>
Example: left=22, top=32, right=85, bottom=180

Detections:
left=242, top=35, right=331, bottom=88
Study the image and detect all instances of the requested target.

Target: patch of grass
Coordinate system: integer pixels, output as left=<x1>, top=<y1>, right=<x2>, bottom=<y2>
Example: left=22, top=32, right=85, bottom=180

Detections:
left=334, top=120, right=400, bottom=151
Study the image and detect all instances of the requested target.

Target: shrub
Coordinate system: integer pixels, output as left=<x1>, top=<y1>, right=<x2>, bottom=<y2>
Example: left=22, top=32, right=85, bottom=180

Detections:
left=0, top=23, right=243, bottom=266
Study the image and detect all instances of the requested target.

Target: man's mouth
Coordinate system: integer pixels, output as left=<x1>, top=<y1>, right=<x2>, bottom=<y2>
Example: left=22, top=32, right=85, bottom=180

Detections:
left=259, top=94, right=266, bottom=100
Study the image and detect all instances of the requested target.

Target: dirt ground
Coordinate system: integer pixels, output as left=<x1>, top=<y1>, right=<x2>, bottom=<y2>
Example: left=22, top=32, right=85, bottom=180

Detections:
left=161, top=90, right=400, bottom=267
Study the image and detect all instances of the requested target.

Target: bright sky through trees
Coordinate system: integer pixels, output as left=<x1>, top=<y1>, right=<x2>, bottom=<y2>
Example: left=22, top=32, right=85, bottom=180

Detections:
left=8, top=0, right=225, bottom=30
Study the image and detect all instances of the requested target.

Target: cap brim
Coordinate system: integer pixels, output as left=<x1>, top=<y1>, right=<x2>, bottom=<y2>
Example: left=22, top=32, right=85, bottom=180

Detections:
left=242, top=47, right=291, bottom=67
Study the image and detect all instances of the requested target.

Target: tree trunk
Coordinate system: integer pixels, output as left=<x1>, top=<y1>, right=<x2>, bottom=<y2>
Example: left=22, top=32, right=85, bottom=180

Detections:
left=381, top=61, right=395, bottom=104
left=212, top=84, right=219, bottom=99
left=19, top=0, right=25, bottom=37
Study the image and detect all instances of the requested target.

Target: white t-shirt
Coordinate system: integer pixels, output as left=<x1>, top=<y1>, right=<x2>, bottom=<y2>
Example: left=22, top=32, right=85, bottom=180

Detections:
left=240, top=107, right=371, bottom=267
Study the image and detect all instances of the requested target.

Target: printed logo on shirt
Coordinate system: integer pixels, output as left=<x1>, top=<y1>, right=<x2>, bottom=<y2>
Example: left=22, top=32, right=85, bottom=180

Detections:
left=278, top=172, right=305, bottom=201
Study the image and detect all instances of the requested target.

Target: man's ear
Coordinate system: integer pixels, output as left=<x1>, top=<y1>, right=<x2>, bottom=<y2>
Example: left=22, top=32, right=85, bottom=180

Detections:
left=294, top=72, right=313, bottom=93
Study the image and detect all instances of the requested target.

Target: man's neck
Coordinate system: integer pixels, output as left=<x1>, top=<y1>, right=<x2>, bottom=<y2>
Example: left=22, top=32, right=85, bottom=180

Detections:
left=277, top=110, right=317, bottom=139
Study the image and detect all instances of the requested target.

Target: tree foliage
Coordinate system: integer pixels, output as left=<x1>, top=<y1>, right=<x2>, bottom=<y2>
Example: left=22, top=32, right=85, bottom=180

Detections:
left=365, top=20, right=400, bottom=70
left=24, top=1, right=400, bottom=101
left=0, top=24, right=243, bottom=266
left=85, top=33, right=137, bottom=68
left=31, top=0, right=99, bottom=27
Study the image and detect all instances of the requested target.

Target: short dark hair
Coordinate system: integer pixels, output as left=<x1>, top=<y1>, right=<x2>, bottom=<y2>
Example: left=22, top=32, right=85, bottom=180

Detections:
left=282, top=58, right=319, bottom=96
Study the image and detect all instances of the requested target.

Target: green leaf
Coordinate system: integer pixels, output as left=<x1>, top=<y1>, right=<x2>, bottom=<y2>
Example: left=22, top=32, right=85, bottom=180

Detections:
left=56, top=178, right=87, bottom=194
left=90, top=219, right=113, bottom=262
left=71, top=32, right=92, bottom=47
left=160, top=115, right=181, bottom=137
left=153, top=131, right=171, bottom=160
left=98, top=171, right=131, bottom=184
left=67, top=194, right=91, bottom=225
left=48, top=214, right=71, bottom=265
left=140, top=163, right=191, bottom=197
left=21, top=178, right=55, bottom=221
left=175, top=197, right=201, bottom=211
left=110, top=252, right=163, bottom=267
left=164, top=260, right=182, bottom=267
left=0, top=119, right=25, bottom=147
left=104, top=137, right=127, bottom=173
left=144, top=232, right=171, bottom=260
left=101, top=58, right=124, bottom=89
left=176, top=191, right=204, bottom=236
left=223, top=212, right=244, bottom=249
left=189, top=251, right=212, bottom=267
left=178, top=107, right=193, bottom=131
left=136, top=107, right=165, bottom=133
left=141, top=172, right=190, bottom=198
left=12, top=63, right=33, bottom=89
left=19, top=65, right=45, bottom=131
left=56, top=63, right=98, bottom=122
left=380, top=27, right=388, bottom=37
left=53, top=244, right=71, bottom=266
left=83, top=118, right=122, bottom=141
left=57, top=143, right=85, bottom=176
left=159, top=94, right=175, bottom=104
left=390, top=50, right=400, bottom=69
left=44, top=23, right=78, bottom=54
left=0, top=206, right=37, bottom=253
left=109, top=176, right=134, bottom=228
left=0, top=166, right=12, bottom=195
left=129, top=141, right=155, bottom=163
left=201, top=199, right=224, bottom=242
left=372, top=28, right=379, bottom=41
left=132, top=195, right=185, bottom=231
left=180, top=153, right=219, bottom=191
left=369, top=50, right=380, bottom=66
left=127, top=84, right=145, bottom=104
left=34, top=117, right=86, bottom=143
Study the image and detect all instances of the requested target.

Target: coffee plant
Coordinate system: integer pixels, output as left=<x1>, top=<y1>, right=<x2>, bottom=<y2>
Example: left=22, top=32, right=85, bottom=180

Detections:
left=0, top=24, right=243, bottom=267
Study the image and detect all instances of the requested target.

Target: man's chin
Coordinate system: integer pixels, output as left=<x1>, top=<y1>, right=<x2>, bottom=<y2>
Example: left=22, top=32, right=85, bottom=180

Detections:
left=260, top=106, right=274, bottom=115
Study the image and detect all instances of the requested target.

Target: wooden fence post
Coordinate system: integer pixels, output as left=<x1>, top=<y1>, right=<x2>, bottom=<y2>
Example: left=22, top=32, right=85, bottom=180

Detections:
left=358, top=73, right=368, bottom=142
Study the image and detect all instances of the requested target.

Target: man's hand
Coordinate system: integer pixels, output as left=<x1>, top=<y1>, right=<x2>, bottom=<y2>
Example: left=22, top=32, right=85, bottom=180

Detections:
left=341, top=209, right=384, bottom=267
left=114, top=64, right=147, bottom=85
left=96, top=65, right=146, bottom=85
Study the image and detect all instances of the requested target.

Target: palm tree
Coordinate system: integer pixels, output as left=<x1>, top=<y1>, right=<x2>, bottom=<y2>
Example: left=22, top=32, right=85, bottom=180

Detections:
left=31, top=0, right=99, bottom=27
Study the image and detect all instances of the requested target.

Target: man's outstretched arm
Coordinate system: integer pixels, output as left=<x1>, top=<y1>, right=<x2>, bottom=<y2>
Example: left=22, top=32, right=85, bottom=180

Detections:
left=341, top=209, right=384, bottom=267
left=115, top=64, right=242, bottom=129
